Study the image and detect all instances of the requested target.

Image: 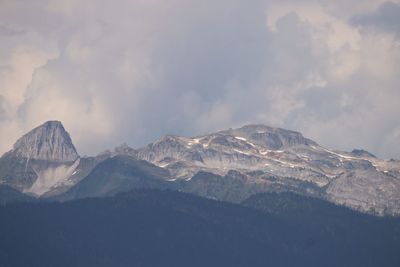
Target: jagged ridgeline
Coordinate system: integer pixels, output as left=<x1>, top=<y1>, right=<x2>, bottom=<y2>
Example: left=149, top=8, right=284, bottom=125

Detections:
left=1, top=121, right=400, bottom=216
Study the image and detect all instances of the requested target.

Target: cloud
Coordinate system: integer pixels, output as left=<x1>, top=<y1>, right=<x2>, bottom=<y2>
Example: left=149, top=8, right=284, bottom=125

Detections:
left=0, top=0, right=399, bottom=159
left=351, top=1, right=400, bottom=36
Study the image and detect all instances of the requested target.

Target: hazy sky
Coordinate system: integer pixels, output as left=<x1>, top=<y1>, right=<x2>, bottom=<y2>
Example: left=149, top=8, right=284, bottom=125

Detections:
left=1, top=0, right=400, bottom=158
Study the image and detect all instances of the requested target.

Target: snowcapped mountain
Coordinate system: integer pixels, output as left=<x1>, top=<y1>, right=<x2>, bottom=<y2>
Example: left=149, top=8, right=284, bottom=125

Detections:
left=133, top=125, right=400, bottom=215
left=1, top=122, right=400, bottom=216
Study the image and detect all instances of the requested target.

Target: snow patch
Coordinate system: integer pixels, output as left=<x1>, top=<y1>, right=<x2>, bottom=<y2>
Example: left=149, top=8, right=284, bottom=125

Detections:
left=247, top=142, right=256, bottom=147
left=158, top=163, right=170, bottom=168
left=25, top=158, right=80, bottom=196
left=234, top=136, right=256, bottom=147
left=233, top=149, right=251, bottom=155
left=267, top=157, right=299, bottom=169
left=187, top=138, right=201, bottom=146
left=321, top=147, right=360, bottom=160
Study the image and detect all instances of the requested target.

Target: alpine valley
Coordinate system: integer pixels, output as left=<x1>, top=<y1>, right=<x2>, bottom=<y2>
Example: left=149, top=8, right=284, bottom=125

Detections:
left=1, top=120, right=399, bottom=216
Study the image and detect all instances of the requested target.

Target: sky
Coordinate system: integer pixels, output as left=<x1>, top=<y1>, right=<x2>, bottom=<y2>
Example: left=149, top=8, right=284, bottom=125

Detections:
left=0, top=0, right=399, bottom=159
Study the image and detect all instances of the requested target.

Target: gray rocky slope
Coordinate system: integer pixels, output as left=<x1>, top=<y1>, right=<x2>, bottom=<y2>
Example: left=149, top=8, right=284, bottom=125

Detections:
left=12, top=120, right=78, bottom=162
left=0, top=121, right=82, bottom=196
left=1, top=122, right=400, bottom=215
left=131, top=125, right=400, bottom=215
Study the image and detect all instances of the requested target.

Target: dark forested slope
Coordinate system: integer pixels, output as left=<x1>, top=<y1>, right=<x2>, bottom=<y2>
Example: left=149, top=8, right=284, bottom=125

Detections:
left=0, top=189, right=399, bottom=267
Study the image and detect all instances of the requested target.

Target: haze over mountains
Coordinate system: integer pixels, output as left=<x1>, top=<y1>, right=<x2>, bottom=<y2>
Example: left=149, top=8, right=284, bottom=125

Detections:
left=1, top=120, right=399, bottom=216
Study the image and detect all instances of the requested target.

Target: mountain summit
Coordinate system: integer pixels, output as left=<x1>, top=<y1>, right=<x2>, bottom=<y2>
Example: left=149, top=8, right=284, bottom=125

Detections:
left=11, top=121, right=78, bottom=162
left=219, top=124, right=317, bottom=149
left=0, top=121, right=80, bottom=195
left=134, top=124, right=400, bottom=215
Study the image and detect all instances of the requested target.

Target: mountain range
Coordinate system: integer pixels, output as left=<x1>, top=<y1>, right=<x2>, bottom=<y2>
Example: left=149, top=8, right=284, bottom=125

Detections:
left=1, top=120, right=400, bottom=216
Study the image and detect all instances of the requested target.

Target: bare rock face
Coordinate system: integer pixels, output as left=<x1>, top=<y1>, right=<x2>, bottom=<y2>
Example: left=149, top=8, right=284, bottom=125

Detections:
left=12, top=121, right=78, bottom=162
left=0, top=121, right=80, bottom=196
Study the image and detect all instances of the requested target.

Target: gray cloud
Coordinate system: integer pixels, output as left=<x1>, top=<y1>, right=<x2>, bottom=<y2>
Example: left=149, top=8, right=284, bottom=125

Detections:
left=351, top=1, right=400, bottom=36
left=0, top=0, right=399, bottom=159
left=0, top=24, right=25, bottom=36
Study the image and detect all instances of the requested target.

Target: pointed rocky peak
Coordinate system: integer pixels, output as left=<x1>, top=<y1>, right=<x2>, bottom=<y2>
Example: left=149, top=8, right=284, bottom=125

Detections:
left=11, top=121, right=79, bottom=162
left=114, top=143, right=135, bottom=153
left=148, top=135, right=188, bottom=150
left=112, top=143, right=137, bottom=158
